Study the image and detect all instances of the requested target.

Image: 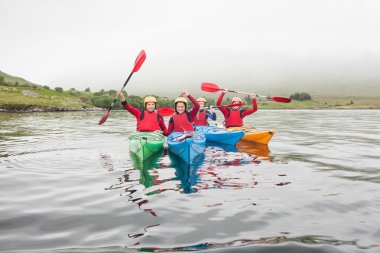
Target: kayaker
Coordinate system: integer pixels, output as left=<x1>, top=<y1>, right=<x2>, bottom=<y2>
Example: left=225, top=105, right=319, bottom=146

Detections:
left=117, top=92, right=167, bottom=133
left=193, top=98, right=217, bottom=126
left=216, top=89, right=257, bottom=128
left=166, top=91, right=200, bottom=135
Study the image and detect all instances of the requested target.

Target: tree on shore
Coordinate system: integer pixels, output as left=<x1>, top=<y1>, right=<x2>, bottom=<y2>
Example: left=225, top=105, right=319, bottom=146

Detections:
left=290, top=92, right=312, bottom=101
left=55, top=87, right=63, bottom=92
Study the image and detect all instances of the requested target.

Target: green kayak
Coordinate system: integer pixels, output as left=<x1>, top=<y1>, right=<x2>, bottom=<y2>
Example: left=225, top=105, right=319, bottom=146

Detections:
left=128, top=131, right=165, bottom=160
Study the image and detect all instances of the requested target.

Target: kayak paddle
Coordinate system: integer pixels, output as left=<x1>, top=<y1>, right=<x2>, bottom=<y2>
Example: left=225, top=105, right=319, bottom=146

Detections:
left=201, top=82, right=292, bottom=103
left=157, top=107, right=175, bottom=116
left=203, top=103, right=246, bottom=109
left=98, top=50, right=147, bottom=125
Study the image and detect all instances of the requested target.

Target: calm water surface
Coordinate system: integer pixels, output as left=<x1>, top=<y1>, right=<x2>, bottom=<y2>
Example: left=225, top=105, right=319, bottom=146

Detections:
left=0, top=110, right=379, bottom=253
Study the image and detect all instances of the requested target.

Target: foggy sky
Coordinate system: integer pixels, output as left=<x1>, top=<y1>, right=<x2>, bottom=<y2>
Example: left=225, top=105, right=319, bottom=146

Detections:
left=1, top=0, right=380, bottom=97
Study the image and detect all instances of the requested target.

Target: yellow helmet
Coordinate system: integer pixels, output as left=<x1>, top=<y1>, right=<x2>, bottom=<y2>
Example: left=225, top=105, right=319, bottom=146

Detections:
left=232, top=97, right=242, bottom=103
left=144, top=96, right=157, bottom=104
left=174, top=97, right=188, bottom=105
left=197, top=97, right=207, bottom=103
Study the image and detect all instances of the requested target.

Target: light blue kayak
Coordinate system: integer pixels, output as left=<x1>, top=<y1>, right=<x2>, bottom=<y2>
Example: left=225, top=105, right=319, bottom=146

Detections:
left=195, top=126, right=245, bottom=145
left=167, top=132, right=206, bottom=164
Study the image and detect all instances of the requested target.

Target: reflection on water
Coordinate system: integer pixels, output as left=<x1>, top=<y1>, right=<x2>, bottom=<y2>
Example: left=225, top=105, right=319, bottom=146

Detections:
left=1, top=110, right=380, bottom=253
left=130, top=149, right=165, bottom=189
left=169, top=151, right=205, bottom=194
left=236, top=140, right=271, bottom=159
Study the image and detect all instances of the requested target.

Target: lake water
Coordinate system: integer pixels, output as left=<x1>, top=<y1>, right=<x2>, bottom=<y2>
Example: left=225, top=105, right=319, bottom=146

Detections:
left=0, top=110, right=379, bottom=253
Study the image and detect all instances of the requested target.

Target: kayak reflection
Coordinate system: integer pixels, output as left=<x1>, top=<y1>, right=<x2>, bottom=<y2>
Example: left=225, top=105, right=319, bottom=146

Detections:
left=236, top=140, right=271, bottom=159
left=168, top=151, right=205, bottom=194
left=204, top=141, right=270, bottom=159
left=129, top=149, right=165, bottom=188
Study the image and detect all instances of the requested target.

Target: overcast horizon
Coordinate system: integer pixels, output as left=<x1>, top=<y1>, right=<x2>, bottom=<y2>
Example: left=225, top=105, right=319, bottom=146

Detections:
left=1, top=0, right=380, bottom=97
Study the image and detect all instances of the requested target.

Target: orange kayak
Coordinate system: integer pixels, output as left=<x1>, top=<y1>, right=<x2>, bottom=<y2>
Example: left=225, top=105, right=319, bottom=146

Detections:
left=227, top=126, right=275, bottom=145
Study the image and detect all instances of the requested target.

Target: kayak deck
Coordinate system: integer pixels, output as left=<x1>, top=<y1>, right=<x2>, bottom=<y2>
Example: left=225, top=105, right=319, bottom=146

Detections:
left=227, top=126, right=275, bottom=145
left=167, top=132, right=206, bottom=164
left=195, top=126, right=244, bottom=145
left=128, top=131, right=165, bottom=160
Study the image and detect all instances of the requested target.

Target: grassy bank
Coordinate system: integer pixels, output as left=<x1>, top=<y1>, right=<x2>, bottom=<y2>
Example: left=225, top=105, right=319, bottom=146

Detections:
left=1, top=85, right=380, bottom=112
left=0, top=85, right=96, bottom=111
left=1, top=71, right=379, bottom=111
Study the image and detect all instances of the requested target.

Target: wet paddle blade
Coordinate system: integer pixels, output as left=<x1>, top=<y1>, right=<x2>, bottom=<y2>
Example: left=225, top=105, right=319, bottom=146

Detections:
left=271, top=97, right=292, bottom=103
left=201, top=82, right=221, bottom=93
left=157, top=107, right=175, bottom=116
left=98, top=109, right=111, bottom=125
left=132, top=50, right=146, bottom=73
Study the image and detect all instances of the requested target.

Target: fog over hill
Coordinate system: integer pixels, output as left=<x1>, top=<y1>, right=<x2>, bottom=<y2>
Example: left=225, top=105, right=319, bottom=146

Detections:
left=1, top=0, right=380, bottom=98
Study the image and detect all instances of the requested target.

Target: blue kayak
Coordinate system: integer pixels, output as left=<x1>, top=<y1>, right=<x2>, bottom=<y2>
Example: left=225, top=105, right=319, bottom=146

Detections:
left=167, top=132, right=206, bottom=164
left=195, top=126, right=245, bottom=145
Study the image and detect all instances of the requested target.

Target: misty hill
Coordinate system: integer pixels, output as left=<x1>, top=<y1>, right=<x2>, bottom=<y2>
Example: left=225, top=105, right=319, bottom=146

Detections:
left=0, top=70, right=37, bottom=86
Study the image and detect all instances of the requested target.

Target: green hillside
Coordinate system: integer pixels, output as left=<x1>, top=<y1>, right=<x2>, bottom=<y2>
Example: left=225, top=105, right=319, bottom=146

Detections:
left=0, top=71, right=379, bottom=112
left=0, top=70, right=36, bottom=86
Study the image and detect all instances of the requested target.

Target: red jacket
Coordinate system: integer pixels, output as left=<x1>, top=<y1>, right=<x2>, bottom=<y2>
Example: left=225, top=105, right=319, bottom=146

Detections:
left=193, top=110, right=208, bottom=126
left=216, top=92, right=257, bottom=127
left=122, top=101, right=167, bottom=132
left=167, top=95, right=199, bottom=135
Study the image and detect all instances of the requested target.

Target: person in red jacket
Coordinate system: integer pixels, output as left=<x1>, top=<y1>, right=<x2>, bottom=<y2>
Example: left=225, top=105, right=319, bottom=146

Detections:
left=216, top=89, right=257, bottom=128
left=167, top=91, right=200, bottom=135
left=117, top=92, right=167, bottom=134
left=193, top=97, right=217, bottom=126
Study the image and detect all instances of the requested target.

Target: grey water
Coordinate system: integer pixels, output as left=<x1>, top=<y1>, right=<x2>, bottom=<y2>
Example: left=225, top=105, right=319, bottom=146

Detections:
left=0, top=110, right=379, bottom=253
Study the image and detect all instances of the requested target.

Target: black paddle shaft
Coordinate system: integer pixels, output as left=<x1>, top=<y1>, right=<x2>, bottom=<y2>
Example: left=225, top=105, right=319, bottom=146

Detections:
left=107, top=72, right=134, bottom=111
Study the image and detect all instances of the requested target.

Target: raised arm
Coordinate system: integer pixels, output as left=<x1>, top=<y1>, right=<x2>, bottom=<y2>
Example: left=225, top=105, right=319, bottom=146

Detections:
left=117, top=92, right=141, bottom=118
left=242, top=95, right=258, bottom=118
left=216, top=91, right=228, bottom=117
left=187, top=94, right=200, bottom=120
left=121, top=101, right=141, bottom=119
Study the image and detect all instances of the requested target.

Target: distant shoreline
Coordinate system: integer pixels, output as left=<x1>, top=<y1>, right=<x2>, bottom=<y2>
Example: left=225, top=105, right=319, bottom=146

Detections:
left=1, top=106, right=379, bottom=113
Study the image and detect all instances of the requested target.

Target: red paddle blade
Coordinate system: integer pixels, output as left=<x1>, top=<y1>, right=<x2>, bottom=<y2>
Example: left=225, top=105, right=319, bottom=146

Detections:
left=201, top=82, right=221, bottom=93
left=157, top=107, right=175, bottom=116
left=224, top=103, right=246, bottom=108
left=98, top=109, right=111, bottom=125
left=271, top=97, right=292, bottom=103
left=132, top=50, right=146, bottom=73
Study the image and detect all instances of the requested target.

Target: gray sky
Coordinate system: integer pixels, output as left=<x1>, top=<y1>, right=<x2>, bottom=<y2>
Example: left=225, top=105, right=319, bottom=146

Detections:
left=1, top=0, right=380, bottom=97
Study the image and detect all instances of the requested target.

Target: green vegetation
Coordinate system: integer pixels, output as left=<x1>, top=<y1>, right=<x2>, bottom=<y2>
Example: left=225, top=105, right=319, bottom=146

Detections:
left=290, top=92, right=312, bottom=101
left=1, top=71, right=379, bottom=111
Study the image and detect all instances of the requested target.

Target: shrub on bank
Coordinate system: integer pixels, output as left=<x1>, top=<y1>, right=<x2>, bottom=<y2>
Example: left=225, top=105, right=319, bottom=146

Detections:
left=290, top=92, right=312, bottom=101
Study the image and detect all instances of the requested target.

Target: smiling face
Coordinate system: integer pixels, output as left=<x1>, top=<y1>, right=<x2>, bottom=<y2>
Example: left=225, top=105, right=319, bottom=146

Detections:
left=176, top=102, right=186, bottom=114
left=232, top=101, right=241, bottom=110
left=145, top=102, right=156, bottom=112
left=198, top=101, right=206, bottom=108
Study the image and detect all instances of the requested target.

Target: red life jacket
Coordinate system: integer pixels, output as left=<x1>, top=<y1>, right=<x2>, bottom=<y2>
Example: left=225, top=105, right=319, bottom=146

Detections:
left=171, top=112, right=194, bottom=132
left=193, top=110, right=208, bottom=126
left=225, top=109, right=243, bottom=127
left=137, top=110, right=161, bottom=132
